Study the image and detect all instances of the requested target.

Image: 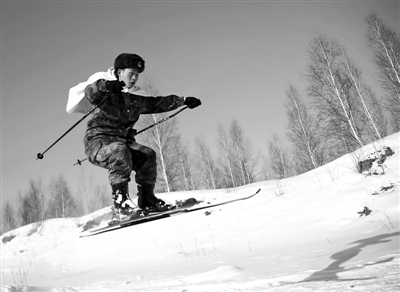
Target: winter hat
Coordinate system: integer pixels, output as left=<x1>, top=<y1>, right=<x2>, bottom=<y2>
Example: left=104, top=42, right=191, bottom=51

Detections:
left=114, top=53, right=145, bottom=73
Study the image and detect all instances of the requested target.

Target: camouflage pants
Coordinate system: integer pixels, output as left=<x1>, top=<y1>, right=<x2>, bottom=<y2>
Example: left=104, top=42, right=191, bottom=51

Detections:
left=85, top=138, right=157, bottom=186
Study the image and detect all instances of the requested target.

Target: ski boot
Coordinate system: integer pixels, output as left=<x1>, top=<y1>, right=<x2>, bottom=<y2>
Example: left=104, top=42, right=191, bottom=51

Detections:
left=137, top=184, right=175, bottom=214
left=111, top=182, right=142, bottom=222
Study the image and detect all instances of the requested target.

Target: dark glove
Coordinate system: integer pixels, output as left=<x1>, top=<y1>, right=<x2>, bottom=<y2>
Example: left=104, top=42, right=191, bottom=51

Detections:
left=126, top=128, right=137, bottom=141
left=184, top=96, right=201, bottom=109
left=106, top=80, right=125, bottom=94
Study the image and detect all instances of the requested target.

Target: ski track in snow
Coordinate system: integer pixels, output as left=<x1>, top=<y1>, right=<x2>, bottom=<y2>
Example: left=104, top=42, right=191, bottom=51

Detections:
left=1, top=133, right=399, bottom=292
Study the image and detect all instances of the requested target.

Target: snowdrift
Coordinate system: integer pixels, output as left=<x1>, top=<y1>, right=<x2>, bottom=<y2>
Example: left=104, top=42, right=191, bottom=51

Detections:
left=1, top=133, right=399, bottom=291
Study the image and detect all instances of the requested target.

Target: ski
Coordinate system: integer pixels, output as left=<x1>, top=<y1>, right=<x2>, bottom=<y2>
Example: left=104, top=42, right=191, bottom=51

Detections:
left=108, top=197, right=199, bottom=226
left=80, top=198, right=198, bottom=237
left=80, top=188, right=261, bottom=237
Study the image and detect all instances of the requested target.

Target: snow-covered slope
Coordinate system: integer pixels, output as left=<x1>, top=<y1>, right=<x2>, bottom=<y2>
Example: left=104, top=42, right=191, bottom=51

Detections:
left=1, top=133, right=399, bottom=292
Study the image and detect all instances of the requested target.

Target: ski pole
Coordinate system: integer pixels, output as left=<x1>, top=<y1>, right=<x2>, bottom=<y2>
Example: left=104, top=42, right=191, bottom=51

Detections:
left=73, top=106, right=189, bottom=166
left=136, top=106, right=188, bottom=135
left=37, top=96, right=109, bottom=160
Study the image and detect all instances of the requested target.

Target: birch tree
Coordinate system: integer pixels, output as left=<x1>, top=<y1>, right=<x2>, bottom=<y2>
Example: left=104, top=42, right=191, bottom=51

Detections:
left=77, top=168, right=109, bottom=214
left=47, top=174, right=77, bottom=218
left=306, top=33, right=365, bottom=154
left=266, top=134, right=292, bottom=179
left=2, top=200, right=18, bottom=234
left=285, top=85, right=325, bottom=173
left=366, top=13, right=400, bottom=131
left=176, top=143, right=196, bottom=190
left=217, top=123, right=237, bottom=188
left=342, top=50, right=388, bottom=141
left=19, top=179, right=47, bottom=225
left=194, top=137, right=219, bottom=189
left=229, top=119, right=256, bottom=186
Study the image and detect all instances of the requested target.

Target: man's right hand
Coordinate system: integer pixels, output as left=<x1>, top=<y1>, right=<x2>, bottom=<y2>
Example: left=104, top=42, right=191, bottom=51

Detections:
left=106, top=80, right=125, bottom=94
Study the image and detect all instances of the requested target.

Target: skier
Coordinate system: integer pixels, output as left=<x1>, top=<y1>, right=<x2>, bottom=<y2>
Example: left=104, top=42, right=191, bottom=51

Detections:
left=69, top=53, right=201, bottom=220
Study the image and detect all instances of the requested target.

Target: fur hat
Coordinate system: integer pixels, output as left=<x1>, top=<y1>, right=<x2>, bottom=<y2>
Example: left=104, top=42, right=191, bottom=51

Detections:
left=114, top=53, right=145, bottom=73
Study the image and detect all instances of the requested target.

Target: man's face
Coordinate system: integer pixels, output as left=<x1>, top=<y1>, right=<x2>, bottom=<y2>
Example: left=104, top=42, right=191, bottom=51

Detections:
left=118, top=68, right=140, bottom=89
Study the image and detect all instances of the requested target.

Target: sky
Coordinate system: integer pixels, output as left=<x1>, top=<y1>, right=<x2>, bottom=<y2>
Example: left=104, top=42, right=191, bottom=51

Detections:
left=1, top=0, right=399, bottom=206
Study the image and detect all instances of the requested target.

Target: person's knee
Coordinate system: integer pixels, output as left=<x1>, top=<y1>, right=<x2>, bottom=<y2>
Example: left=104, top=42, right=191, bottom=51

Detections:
left=139, top=146, right=156, bottom=163
left=109, top=143, right=132, bottom=167
left=147, top=148, right=156, bottom=161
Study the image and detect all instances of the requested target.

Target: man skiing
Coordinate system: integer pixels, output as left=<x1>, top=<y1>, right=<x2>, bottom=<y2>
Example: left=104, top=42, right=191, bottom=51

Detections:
left=72, top=53, right=201, bottom=220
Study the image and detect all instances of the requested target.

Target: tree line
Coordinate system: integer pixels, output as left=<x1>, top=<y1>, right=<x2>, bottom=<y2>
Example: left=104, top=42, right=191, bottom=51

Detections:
left=2, top=13, right=398, bottom=235
left=138, top=12, right=399, bottom=187
left=1, top=170, right=111, bottom=235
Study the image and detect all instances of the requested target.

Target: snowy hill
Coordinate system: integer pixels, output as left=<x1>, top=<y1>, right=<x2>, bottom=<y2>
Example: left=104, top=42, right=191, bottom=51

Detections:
left=1, top=133, right=399, bottom=292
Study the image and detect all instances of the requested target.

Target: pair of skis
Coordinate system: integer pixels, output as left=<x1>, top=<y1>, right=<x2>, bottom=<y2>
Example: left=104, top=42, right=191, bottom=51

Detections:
left=80, top=188, right=261, bottom=237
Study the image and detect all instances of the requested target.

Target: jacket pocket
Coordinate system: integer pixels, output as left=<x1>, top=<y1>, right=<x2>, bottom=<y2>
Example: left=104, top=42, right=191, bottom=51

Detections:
left=86, top=140, right=104, bottom=164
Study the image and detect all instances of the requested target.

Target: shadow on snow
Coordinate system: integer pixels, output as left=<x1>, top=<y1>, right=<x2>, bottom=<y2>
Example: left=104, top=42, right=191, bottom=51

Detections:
left=285, top=232, right=399, bottom=284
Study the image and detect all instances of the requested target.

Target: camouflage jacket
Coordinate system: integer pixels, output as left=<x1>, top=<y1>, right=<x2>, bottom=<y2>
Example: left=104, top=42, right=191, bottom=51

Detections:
left=84, top=79, right=184, bottom=144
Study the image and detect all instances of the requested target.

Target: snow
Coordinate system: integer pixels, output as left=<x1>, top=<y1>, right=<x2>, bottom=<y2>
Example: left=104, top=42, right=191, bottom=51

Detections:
left=1, top=133, right=399, bottom=292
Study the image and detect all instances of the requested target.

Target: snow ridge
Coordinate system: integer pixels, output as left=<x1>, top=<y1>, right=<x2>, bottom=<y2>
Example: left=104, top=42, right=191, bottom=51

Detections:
left=1, top=133, right=399, bottom=291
